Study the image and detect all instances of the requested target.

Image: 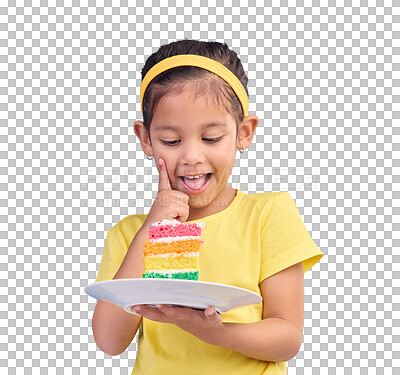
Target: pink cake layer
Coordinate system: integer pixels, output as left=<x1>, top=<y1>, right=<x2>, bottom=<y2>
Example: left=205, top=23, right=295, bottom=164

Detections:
left=149, top=222, right=203, bottom=240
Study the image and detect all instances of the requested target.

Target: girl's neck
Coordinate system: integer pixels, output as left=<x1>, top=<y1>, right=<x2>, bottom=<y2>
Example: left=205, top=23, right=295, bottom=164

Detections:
left=186, top=185, right=237, bottom=222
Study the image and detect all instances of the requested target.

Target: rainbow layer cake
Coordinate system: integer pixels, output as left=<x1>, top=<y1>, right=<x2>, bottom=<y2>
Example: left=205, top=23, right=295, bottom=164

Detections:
left=142, top=219, right=205, bottom=280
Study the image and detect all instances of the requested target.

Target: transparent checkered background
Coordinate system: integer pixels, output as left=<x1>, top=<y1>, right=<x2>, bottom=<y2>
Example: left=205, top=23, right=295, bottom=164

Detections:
left=1, top=1, right=399, bottom=374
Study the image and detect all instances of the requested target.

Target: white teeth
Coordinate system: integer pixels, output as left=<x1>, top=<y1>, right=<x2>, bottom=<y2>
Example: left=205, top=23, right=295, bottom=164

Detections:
left=185, top=174, right=204, bottom=179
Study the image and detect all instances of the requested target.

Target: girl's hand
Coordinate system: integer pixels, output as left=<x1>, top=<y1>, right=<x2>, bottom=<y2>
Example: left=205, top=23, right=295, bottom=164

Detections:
left=144, top=158, right=190, bottom=225
left=130, top=304, right=225, bottom=346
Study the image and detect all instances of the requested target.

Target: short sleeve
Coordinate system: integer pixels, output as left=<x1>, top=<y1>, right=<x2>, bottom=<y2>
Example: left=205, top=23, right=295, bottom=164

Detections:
left=95, top=226, right=130, bottom=282
left=260, top=192, right=324, bottom=283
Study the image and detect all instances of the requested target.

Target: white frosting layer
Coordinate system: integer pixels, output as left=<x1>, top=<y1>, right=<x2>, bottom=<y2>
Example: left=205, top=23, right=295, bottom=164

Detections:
left=150, top=236, right=201, bottom=243
left=146, top=252, right=199, bottom=259
left=149, top=219, right=205, bottom=230
left=145, top=268, right=198, bottom=274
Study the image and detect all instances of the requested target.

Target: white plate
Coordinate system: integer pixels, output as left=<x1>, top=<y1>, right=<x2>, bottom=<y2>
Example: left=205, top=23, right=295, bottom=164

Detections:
left=84, top=278, right=262, bottom=314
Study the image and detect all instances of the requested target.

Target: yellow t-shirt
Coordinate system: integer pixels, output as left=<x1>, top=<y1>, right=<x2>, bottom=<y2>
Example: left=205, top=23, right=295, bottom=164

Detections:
left=95, top=189, right=324, bottom=374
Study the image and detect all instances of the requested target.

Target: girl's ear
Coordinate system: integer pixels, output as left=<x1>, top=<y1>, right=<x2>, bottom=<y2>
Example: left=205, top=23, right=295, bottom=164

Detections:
left=134, top=120, right=153, bottom=156
left=237, top=115, right=259, bottom=150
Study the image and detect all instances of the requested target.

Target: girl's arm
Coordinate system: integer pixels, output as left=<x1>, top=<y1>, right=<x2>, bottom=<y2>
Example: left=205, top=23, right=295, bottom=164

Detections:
left=92, top=225, right=148, bottom=356
left=213, top=261, right=304, bottom=362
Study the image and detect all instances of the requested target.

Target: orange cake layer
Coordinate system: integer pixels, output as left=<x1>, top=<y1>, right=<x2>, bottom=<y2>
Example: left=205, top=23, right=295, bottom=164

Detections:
left=142, top=238, right=202, bottom=256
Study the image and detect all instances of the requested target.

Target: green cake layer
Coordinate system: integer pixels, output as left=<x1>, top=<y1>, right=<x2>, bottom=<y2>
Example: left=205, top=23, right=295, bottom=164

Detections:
left=143, top=271, right=199, bottom=280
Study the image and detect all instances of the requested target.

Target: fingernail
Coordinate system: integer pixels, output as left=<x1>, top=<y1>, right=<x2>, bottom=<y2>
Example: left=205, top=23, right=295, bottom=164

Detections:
left=155, top=304, right=162, bottom=308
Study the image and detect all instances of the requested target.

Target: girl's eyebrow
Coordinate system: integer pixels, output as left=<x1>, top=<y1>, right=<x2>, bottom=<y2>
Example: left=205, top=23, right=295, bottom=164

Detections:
left=154, top=122, right=227, bottom=132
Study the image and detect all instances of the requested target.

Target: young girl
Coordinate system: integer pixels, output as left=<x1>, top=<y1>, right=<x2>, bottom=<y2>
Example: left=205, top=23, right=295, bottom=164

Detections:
left=91, top=39, right=324, bottom=374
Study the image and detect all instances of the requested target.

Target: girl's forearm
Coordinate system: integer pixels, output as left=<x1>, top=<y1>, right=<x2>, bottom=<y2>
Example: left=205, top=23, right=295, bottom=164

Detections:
left=213, top=318, right=303, bottom=363
left=92, top=225, right=148, bottom=356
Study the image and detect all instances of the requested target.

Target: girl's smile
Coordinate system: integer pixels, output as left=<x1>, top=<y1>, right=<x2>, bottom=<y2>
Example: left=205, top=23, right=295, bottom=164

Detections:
left=178, top=172, right=213, bottom=195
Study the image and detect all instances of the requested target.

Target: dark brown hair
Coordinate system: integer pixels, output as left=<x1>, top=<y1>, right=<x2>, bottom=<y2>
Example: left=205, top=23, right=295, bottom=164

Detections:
left=140, top=39, right=249, bottom=143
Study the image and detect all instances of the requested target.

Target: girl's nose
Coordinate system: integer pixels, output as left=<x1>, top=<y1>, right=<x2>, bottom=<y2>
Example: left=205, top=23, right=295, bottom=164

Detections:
left=180, top=141, right=206, bottom=166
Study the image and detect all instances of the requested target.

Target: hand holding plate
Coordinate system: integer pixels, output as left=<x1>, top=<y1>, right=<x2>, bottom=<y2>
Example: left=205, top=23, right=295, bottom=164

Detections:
left=130, top=303, right=224, bottom=346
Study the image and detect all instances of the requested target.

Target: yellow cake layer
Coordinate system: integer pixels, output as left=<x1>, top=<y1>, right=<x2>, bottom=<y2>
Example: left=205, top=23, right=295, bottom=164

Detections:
left=143, top=238, right=201, bottom=256
left=143, top=254, right=199, bottom=272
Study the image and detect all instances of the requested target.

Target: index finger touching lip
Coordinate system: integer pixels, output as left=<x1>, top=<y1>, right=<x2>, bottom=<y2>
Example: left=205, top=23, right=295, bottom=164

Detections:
left=158, top=157, right=172, bottom=192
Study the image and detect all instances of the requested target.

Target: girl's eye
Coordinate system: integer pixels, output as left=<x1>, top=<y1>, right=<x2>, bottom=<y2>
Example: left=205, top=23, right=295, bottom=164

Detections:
left=204, top=137, right=223, bottom=143
left=160, top=137, right=223, bottom=146
left=161, top=140, right=179, bottom=146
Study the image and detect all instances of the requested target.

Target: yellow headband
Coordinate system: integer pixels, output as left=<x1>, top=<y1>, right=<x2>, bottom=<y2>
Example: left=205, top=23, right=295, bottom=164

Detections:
left=140, top=54, right=249, bottom=117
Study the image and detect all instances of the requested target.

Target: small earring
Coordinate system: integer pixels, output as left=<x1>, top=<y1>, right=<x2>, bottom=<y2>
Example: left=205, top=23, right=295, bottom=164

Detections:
left=146, top=154, right=154, bottom=160
left=239, top=143, right=245, bottom=153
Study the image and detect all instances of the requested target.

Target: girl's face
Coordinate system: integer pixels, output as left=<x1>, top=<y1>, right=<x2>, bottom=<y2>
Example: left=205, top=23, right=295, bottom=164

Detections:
left=135, top=85, right=258, bottom=221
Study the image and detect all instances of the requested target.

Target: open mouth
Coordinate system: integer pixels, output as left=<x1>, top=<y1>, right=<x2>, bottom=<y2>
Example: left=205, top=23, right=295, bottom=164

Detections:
left=179, top=173, right=213, bottom=193
left=179, top=173, right=212, bottom=183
